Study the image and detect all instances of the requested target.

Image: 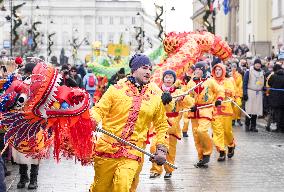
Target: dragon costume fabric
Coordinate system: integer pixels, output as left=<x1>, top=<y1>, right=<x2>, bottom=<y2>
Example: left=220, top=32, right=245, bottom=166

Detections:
left=152, top=31, right=232, bottom=84
left=0, top=61, right=94, bottom=165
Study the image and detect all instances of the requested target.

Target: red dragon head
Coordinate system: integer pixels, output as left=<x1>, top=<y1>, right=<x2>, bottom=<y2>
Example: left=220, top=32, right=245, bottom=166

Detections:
left=1, top=62, right=94, bottom=164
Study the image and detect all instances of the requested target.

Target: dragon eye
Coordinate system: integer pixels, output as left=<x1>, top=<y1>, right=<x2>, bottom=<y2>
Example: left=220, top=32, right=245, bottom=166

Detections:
left=18, top=97, right=25, bottom=103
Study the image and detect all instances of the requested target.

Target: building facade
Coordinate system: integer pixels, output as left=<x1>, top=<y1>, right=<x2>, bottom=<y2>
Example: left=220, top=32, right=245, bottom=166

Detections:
left=192, top=0, right=273, bottom=57
left=0, top=0, right=160, bottom=64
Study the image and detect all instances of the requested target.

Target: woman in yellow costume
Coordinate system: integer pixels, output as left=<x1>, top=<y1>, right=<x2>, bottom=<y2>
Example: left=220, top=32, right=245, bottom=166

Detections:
left=211, top=63, right=236, bottom=161
left=186, top=61, right=224, bottom=168
left=89, top=54, right=169, bottom=192
left=149, top=70, right=193, bottom=179
left=231, top=63, right=243, bottom=127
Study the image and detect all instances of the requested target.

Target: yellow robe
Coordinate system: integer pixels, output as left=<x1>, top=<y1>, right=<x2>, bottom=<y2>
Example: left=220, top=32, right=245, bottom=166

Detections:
left=186, top=77, right=225, bottom=159
left=90, top=79, right=169, bottom=192
left=150, top=87, right=193, bottom=174
left=211, top=77, right=236, bottom=151
left=232, top=70, right=243, bottom=120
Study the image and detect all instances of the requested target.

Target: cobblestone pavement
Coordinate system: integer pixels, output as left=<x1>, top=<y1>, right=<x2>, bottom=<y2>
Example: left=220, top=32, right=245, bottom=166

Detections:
left=5, top=122, right=284, bottom=192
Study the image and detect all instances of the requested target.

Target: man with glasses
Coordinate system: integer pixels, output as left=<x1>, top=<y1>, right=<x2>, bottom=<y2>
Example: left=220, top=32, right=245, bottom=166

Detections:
left=70, top=66, right=83, bottom=88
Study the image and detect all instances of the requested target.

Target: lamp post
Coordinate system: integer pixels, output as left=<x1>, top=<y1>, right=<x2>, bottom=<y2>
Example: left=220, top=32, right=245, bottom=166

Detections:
left=9, top=0, right=12, bottom=56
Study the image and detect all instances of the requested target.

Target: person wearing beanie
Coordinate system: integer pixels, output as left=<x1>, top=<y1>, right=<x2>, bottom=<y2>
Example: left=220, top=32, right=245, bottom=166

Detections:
left=243, top=58, right=264, bottom=132
left=211, top=63, right=236, bottom=162
left=231, top=63, right=243, bottom=127
left=149, top=70, right=193, bottom=179
left=185, top=61, right=225, bottom=168
left=90, top=53, right=169, bottom=192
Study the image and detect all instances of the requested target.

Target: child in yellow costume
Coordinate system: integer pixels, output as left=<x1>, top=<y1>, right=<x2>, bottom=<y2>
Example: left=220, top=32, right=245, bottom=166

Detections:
left=211, top=64, right=236, bottom=161
left=89, top=54, right=169, bottom=192
left=186, top=61, right=224, bottom=168
left=149, top=70, right=193, bottom=179
left=231, top=63, right=243, bottom=126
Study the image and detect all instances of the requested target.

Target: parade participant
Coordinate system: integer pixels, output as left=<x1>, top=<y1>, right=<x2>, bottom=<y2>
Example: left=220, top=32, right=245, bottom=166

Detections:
left=149, top=70, right=193, bottom=179
left=243, top=58, right=264, bottom=132
left=211, top=64, right=236, bottom=161
left=231, top=63, right=243, bottom=126
left=182, top=65, right=195, bottom=137
left=89, top=54, right=169, bottom=192
left=185, top=61, right=224, bottom=167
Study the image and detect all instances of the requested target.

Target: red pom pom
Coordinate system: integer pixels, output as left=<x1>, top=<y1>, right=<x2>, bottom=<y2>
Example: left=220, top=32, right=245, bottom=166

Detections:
left=15, top=57, right=23, bottom=65
left=14, top=85, right=22, bottom=93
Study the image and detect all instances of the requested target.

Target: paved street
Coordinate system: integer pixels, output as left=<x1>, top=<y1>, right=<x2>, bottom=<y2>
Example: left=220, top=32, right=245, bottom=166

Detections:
left=5, top=123, right=284, bottom=192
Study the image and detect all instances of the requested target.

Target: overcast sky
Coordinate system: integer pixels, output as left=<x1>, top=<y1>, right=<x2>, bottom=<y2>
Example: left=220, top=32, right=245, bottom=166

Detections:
left=142, top=0, right=193, bottom=33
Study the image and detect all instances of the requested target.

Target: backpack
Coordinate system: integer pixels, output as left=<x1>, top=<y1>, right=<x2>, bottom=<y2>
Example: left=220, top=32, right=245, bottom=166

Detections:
left=88, top=75, right=96, bottom=87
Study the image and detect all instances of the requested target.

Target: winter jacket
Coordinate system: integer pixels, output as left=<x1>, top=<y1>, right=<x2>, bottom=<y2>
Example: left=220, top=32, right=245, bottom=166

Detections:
left=268, top=69, right=284, bottom=108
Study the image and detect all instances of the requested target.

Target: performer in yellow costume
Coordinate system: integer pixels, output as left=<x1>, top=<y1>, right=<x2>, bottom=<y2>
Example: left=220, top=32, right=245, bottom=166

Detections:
left=211, top=63, right=236, bottom=161
left=186, top=61, right=224, bottom=168
left=181, top=66, right=195, bottom=137
left=89, top=54, right=169, bottom=192
left=231, top=63, right=243, bottom=126
left=149, top=70, right=193, bottom=179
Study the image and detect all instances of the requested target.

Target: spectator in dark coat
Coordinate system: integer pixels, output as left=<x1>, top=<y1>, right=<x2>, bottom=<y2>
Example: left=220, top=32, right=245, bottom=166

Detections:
left=109, top=68, right=126, bottom=85
left=78, top=63, right=87, bottom=79
left=0, top=156, right=6, bottom=192
left=268, top=64, right=284, bottom=133
left=70, top=66, right=83, bottom=88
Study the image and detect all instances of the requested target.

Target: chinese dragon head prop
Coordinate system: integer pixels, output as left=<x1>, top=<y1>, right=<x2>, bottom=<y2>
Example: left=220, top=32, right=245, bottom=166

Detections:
left=0, top=61, right=94, bottom=164
left=152, top=31, right=232, bottom=84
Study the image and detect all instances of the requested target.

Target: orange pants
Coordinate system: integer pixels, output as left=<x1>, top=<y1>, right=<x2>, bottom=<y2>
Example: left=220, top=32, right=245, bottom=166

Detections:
left=191, top=118, right=213, bottom=160
left=90, top=157, right=139, bottom=192
left=182, top=113, right=190, bottom=133
left=150, top=135, right=178, bottom=174
left=212, top=116, right=235, bottom=152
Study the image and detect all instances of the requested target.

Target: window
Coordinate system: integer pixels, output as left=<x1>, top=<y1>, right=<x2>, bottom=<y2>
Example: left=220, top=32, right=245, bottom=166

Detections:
left=62, top=16, right=68, bottom=25
left=120, top=17, right=124, bottom=25
left=132, top=17, right=136, bottom=25
left=110, top=16, right=113, bottom=25
left=85, top=16, right=92, bottom=25
left=62, top=32, right=69, bottom=46
left=98, top=16, right=102, bottom=25
left=96, top=32, right=103, bottom=42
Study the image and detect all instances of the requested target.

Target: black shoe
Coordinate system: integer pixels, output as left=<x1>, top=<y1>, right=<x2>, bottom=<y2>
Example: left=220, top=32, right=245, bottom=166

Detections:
left=265, top=126, right=271, bottom=132
left=195, top=155, right=210, bottom=167
left=237, top=120, right=243, bottom=126
left=232, top=120, right=235, bottom=126
left=182, top=132, right=188, bottom=137
left=28, top=176, right=38, bottom=189
left=250, top=127, right=258, bottom=132
left=17, top=175, right=29, bottom=189
left=149, top=172, right=161, bottom=179
left=217, top=151, right=226, bottom=162
left=245, top=125, right=250, bottom=132
left=227, top=147, right=235, bottom=158
left=164, top=172, right=172, bottom=180
left=194, top=160, right=209, bottom=168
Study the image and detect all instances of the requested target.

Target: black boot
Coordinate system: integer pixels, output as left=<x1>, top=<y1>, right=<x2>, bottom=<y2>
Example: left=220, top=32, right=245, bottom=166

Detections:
left=17, top=164, right=29, bottom=189
left=245, top=116, right=251, bottom=132
left=217, top=151, right=226, bottom=162
left=28, top=164, right=39, bottom=190
left=195, top=155, right=210, bottom=168
left=227, top=146, right=235, bottom=158
left=250, top=115, right=258, bottom=132
left=237, top=119, right=243, bottom=126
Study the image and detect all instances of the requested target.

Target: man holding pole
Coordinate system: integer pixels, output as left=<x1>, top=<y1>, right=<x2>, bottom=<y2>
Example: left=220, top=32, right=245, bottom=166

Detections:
left=89, top=54, right=169, bottom=192
left=185, top=61, right=224, bottom=168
